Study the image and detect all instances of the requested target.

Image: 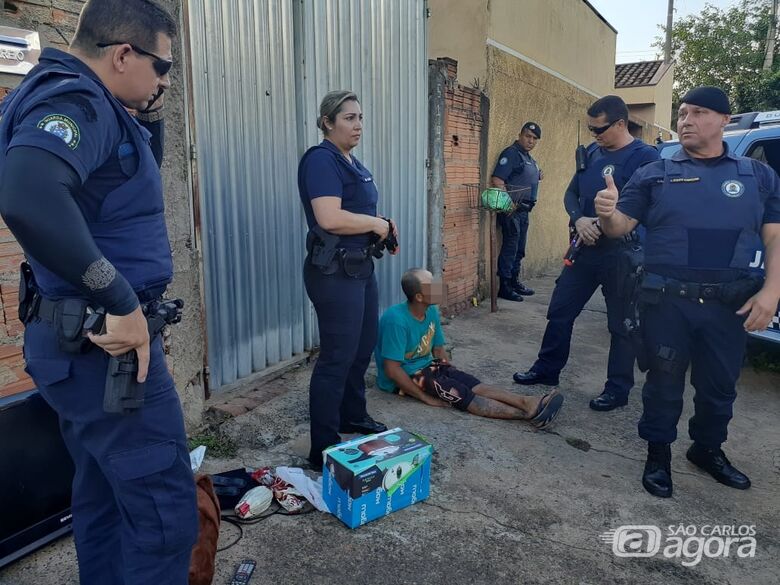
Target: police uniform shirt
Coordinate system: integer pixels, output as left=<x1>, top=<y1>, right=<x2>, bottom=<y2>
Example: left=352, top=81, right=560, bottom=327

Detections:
left=492, top=142, right=540, bottom=203
left=0, top=48, right=171, bottom=303
left=4, top=49, right=146, bottom=223
left=297, top=139, right=379, bottom=248
left=577, top=139, right=660, bottom=218
left=618, top=143, right=780, bottom=281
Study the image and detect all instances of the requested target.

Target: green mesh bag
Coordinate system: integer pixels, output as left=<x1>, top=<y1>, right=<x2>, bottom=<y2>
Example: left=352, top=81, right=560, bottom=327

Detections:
left=480, top=188, right=515, bottom=212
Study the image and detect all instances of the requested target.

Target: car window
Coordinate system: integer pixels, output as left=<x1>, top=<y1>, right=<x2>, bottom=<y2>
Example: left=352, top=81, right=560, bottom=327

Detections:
left=745, top=139, right=780, bottom=174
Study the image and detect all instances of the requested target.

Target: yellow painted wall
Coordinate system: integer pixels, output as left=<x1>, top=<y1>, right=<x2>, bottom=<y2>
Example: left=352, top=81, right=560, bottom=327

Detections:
left=652, top=63, right=675, bottom=130
left=487, top=0, right=616, bottom=96
left=428, top=0, right=617, bottom=95
left=428, top=0, right=489, bottom=87
left=486, top=46, right=597, bottom=277
left=615, top=64, right=675, bottom=131
left=629, top=103, right=657, bottom=123
left=429, top=0, right=623, bottom=276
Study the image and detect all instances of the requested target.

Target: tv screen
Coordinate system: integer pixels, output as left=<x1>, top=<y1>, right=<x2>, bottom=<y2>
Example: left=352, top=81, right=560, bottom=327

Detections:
left=0, top=389, right=74, bottom=568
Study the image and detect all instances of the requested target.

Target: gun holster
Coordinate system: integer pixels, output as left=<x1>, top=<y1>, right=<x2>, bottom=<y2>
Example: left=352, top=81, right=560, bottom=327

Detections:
left=638, top=272, right=666, bottom=306
left=307, top=226, right=342, bottom=275
left=17, top=261, right=38, bottom=324
left=55, top=298, right=92, bottom=354
left=616, top=243, right=644, bottom=299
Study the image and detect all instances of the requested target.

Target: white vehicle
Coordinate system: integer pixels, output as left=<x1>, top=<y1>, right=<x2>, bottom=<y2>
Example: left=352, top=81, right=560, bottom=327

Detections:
left=657, top=111, right=780, bottom=345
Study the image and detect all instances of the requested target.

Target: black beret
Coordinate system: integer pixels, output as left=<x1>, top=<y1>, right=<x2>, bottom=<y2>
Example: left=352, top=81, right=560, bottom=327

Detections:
left=521, top=122, right=541, bottom=139
left=680, top=86, right=731, bottom=115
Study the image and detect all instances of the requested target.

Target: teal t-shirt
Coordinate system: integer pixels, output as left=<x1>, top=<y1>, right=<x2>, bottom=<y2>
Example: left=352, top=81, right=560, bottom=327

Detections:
left=375, top=302, right=446, bottom=392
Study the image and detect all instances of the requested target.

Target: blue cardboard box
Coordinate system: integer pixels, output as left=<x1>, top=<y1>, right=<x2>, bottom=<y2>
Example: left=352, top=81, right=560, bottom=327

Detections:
left=323, top=428, right=433, bottom=528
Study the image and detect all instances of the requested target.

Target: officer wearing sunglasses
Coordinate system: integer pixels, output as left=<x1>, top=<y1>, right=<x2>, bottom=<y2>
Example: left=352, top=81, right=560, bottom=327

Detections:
left=513, top=95, right=659, bottom=413
left=0, top=1, right=197, bottom=583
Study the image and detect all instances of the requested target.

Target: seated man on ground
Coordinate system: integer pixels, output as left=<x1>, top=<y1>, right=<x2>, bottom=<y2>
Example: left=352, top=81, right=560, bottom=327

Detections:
left=375, top=268, right=564, bottom=428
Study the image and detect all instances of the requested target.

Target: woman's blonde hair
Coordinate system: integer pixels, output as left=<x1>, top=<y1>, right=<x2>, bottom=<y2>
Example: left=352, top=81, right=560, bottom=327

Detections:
left=317, top=90, right=359, bottom=135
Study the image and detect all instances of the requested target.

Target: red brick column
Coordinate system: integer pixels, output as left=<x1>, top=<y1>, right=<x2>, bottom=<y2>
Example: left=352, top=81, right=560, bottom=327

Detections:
left=439, top=59, right=483, bottom=315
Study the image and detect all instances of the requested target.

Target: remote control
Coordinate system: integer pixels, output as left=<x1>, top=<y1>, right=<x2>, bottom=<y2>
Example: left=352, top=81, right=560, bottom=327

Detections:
left=229, top=560, right=256, bottom=584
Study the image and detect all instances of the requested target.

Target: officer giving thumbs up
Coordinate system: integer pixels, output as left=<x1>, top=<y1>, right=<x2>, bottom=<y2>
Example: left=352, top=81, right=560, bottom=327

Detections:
left=594, top=173, right=618, bottom=218
left=596, top=86, right=780, bottom=499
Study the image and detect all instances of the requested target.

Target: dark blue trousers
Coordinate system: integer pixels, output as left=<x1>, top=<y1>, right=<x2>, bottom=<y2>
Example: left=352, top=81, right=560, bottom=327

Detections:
left=497, top=210, right=529, bottom=279
left=304, top=261, right=378, bottom=463
left=23, top=319, right=198, bottom=585
left=532, top=243, right=635, bottom=397
left=638, top=296, right=746, bottom=447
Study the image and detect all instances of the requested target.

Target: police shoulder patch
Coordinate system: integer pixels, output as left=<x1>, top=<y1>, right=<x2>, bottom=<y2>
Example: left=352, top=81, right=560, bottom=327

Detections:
left=721, top=179, right=744, bottom=198
left=499, top=157, right=508, bottom=165
left=37, top=114, right=81, bottom=150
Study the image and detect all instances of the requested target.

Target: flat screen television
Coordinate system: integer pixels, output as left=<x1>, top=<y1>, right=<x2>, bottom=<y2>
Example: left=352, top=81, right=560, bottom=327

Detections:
left=0, top=389, right=74, bottom=568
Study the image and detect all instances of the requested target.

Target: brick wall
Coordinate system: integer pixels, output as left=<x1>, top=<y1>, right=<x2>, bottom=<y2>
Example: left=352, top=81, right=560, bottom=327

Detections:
left=2, top=0, right=82, bottom=51
left=1, top=0, right=86, bottom=398
left=440, top=59, right=483, bottom=315
left=0, top=214, right=30, bottom=399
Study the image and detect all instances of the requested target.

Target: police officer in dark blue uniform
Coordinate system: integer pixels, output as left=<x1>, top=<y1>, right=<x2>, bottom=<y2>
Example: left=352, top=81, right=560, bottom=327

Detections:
left=514, top=96, right=659, bottom=412
left=492, top=122, right=543, bottom=301
left=298, top=90, right=398, bottom=468
left=597, top=86, right=780, bottom=498
left=0, top=1, right=198, bottom=582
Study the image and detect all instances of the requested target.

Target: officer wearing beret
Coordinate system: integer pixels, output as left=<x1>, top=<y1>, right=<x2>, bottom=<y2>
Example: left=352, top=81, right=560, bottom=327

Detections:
left=514, top=96, right=659, bottom=413
left=596, top=86, right=780, bottom=498
left=491, top=122, right=543, bottom=301
left=0, top=1, right=197, bottom=582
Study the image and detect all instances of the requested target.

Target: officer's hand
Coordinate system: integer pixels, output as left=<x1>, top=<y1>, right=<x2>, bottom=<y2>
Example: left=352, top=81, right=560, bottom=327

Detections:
left=539, top=169, right=544, bottom=181
left=737, top=288, right=780, bottom=332
left=575, top=217, right=601, bottom=246
left=373, top=216, right=390, bottom=240
left=87, top=306, right=150, bottom=383
left=595, top=174, right=619, bottom=219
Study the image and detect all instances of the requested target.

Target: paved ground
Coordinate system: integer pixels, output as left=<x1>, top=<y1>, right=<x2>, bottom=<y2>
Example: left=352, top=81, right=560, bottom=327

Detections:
left=2, top=274, right=779, bottom=585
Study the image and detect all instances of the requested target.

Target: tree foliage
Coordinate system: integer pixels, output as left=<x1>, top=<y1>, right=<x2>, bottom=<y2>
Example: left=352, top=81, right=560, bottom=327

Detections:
left=658, top=0, right=779, bottom=118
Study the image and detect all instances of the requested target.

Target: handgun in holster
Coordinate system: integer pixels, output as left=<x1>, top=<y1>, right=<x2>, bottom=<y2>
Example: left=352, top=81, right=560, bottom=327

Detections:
left=307, top=225, right=342, bottom=274
left=622, top=269, right=664, bottom=373
left=85, top=299, right=184, bottom=415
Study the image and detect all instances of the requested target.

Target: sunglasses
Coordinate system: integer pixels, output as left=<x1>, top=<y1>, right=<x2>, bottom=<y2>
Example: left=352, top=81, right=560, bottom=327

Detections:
left=96, top=42, right=173, bottom=77
left=588, top=120, right=620, bottom=135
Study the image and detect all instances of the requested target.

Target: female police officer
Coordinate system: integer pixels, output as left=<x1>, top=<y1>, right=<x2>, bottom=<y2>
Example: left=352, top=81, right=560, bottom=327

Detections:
left=298, top=90, right=397, bottom=468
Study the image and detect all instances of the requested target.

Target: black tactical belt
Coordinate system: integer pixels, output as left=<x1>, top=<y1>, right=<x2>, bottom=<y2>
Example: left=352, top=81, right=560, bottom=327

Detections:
left=662, top=280, right=723, bottom=301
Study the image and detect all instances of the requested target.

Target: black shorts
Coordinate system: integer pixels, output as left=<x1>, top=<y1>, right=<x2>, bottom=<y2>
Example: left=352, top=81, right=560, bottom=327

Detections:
left=411, top=362, right=481, bottom=411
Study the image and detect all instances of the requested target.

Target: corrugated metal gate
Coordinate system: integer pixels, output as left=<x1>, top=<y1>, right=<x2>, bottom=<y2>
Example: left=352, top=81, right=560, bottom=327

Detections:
left=188, top=0, right=427, bottom=389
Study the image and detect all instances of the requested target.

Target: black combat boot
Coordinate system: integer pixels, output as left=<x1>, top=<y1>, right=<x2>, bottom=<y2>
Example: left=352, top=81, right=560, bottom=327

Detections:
left=686, top=443, right=751, bottom=490
left=511, top=274, right=535, bottom=296
left=642, top=442, right=673, bottom=498
left=498, top=278, right=523, bottom=302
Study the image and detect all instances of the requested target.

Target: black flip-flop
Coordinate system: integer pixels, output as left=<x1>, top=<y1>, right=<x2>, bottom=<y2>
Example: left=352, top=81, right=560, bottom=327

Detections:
left=530, top=391, right=564, bottom=430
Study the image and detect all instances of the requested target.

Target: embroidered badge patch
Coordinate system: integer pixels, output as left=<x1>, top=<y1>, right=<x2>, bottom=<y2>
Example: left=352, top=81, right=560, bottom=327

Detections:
left=37, top=114, right=80, bottom=149
left=721, top=180, right=744, bottom=198
left=499, top=157, right=508, bottom=165
left=602, top=164, right=615, bottom=177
